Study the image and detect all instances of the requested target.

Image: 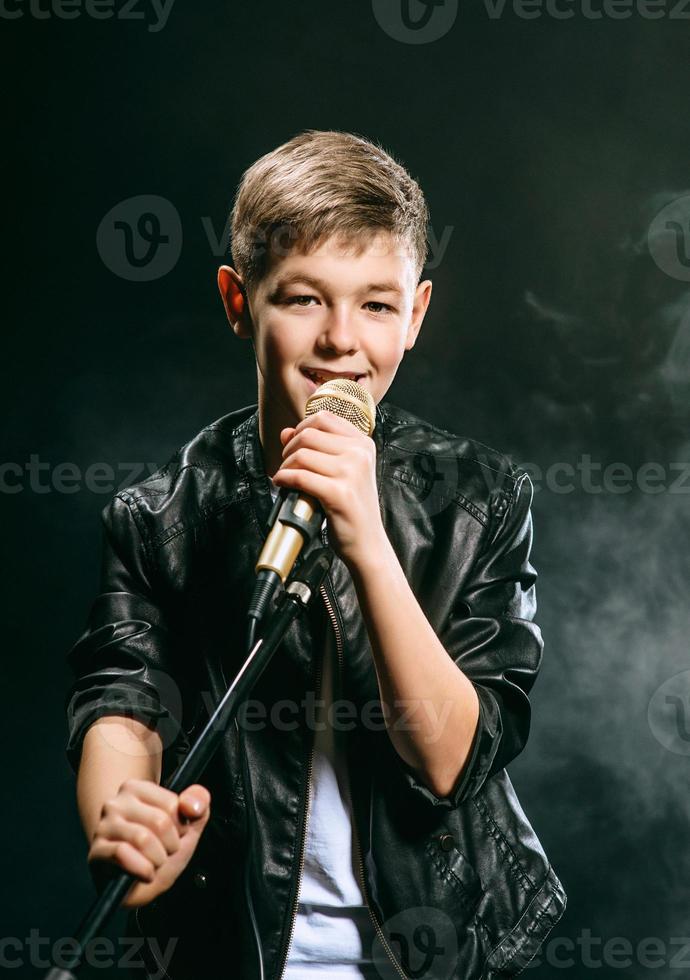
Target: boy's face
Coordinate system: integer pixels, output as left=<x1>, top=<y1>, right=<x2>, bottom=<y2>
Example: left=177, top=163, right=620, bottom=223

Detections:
left=218, top=230, right=432, bottom=435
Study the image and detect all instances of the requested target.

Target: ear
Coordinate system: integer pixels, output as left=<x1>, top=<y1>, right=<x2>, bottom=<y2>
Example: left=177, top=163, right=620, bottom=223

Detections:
left=217, top=265, right=253, bottom=339
left=404, top=278, right=432, bottom=351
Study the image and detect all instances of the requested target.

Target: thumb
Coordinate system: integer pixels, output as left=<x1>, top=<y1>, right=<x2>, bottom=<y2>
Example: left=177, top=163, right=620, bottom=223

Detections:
left=179, top=785, right=211, bottom=821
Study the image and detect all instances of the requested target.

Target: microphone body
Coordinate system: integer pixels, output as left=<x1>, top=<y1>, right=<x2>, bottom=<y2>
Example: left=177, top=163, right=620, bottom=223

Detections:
left=259, top=489, right=324, bottom=582
left=249, top=378, right=376, bottom=630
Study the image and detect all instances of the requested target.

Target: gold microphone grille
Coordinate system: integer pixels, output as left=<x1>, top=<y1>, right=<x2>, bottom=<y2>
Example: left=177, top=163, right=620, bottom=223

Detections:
left=305, top=378, right=376, bottom=436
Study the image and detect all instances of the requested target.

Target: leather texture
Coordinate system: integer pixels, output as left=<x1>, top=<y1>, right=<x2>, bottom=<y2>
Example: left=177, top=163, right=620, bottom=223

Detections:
left=64, top=400, right=567, bottom=980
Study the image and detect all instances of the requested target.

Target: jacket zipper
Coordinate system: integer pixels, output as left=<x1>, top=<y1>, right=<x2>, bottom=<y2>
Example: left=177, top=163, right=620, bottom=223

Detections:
left=134, top=908, right=174, bottom=980
left=258, top=504, right=406, bottom=979
left=319, top=573, right=408, bottom=980
left=276, top=631, right=323, bottom=980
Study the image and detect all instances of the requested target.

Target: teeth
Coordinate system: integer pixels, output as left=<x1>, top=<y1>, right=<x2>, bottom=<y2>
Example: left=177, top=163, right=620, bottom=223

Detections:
left=305, top=370, right=359, bottom=383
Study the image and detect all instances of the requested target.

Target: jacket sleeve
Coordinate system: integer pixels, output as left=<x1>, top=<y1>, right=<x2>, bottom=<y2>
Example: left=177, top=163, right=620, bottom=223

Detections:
left=395, top=470, right=543, bottom=810
left=63, top=492, right=192, bottom=782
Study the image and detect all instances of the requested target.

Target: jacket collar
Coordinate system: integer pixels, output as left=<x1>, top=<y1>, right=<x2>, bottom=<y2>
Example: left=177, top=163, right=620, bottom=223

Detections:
left=232, top=402, right=388, bottom=537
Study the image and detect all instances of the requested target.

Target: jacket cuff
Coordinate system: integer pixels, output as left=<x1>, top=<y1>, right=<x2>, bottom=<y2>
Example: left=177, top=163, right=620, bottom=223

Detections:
left=64, top=691, right=191, bottom=782
left=392, top=690, right=503, bottom=809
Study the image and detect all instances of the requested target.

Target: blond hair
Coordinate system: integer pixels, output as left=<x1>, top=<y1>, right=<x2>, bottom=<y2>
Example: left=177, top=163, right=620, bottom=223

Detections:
left=229, top=129, right=429, bottom=294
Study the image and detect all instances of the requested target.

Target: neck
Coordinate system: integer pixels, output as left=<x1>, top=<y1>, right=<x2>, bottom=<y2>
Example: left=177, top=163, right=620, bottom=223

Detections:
left=258, top=410, right=281, bottom=481
left=256, top=376, right=298, bottom=480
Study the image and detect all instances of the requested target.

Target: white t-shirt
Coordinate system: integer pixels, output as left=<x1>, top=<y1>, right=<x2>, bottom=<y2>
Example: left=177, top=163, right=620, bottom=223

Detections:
left=270, top=486, right=379, bottom=977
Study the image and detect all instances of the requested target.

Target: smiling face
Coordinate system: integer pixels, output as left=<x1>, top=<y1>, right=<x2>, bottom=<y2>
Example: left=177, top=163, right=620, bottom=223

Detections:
left=218, top=230, right=432, bottom=476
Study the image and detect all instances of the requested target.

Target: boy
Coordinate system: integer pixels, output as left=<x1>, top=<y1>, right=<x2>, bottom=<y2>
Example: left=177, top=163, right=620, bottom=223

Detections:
left=65, top=130, right=567, bottom=980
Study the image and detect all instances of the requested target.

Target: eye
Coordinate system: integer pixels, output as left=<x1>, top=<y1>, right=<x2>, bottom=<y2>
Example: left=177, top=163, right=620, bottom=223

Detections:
left=285, top=295, right=318, bottom=307
left=364, top=301, right=394, bottom=314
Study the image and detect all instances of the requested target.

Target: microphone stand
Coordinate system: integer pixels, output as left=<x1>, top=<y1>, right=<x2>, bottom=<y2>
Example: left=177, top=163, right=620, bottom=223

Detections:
left=44, top=545, right=334, bottom=980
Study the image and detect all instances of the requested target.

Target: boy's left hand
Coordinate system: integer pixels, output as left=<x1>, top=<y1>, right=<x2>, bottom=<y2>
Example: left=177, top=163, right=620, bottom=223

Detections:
left=271, top=410, right=385, bottom=570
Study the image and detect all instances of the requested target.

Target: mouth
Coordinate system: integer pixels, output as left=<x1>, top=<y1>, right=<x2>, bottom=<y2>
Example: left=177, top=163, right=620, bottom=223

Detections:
left=300, top=367, right=367, bottom=390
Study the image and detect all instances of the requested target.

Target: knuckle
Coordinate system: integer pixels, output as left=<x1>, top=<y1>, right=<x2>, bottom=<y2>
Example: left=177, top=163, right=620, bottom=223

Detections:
left=134, top=827, right=152, bottom=850
left=161, top=794, right=179, bottom=816
left=102, top=799, right=122, bottom=822
left=153, top=812, right=173, bottom=836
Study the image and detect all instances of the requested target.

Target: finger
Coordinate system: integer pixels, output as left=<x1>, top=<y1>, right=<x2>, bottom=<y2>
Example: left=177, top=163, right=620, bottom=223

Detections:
left=96, top=813, right=170, bottom=869
left=117, top=778, right=182, bottom=817
left=282, top=428, right=352, bottom=460
left=271, top=467, right=334, bottom=504
left=178, top=785, right=212, bottom=825
left=278, top=448, right=340, bottom=479
left=121, top=779, right=210, bottom=831
left=179, top=784, right=212, bottom=812
left=102, top=796, right=181, bottom=855
left=295, top=410, right=356, bottom=435
left=89, top=839, right=156, bottom=884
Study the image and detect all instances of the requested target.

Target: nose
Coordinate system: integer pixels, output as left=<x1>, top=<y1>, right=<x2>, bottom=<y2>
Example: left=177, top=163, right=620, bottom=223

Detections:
left=317, top=308, right=360, bottom=356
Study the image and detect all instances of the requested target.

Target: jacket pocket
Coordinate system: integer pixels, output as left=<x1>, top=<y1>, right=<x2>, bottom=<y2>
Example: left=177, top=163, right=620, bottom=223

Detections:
left=466, top=773, right=568, bottom=975
left=424, top=832, right=484, bottom=916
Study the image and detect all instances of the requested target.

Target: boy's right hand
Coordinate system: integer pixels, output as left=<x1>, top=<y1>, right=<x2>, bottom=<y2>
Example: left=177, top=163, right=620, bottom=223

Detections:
left=87, top=779, right=211, bottom=909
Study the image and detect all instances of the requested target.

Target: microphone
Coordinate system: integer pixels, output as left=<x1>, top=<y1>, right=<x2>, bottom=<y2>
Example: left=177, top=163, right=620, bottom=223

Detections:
left=247, top=378, right=376, bottom=639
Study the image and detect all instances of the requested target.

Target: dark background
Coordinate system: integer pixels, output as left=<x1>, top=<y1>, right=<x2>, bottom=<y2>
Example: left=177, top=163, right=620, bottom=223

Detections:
left=4, top=2, right=689, bottom=977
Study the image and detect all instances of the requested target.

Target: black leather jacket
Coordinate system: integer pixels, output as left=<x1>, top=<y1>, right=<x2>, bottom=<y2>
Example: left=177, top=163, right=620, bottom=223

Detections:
left=64, top=400, right=567, bottom=980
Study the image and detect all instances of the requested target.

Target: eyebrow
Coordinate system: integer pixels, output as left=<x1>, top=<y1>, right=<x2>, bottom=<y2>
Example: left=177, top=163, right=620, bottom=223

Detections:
left=270, top=273, right=404, bottom=296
